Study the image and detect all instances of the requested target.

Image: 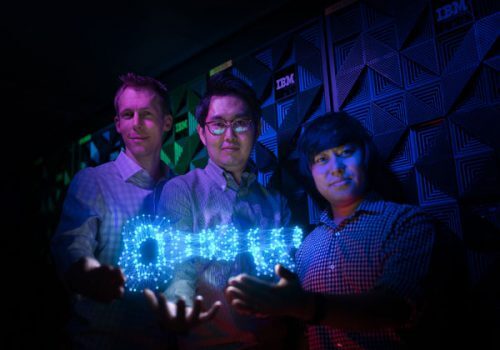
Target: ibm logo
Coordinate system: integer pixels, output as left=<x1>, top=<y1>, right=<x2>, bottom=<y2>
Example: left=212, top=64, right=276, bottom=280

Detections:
left=435, top=0, right=468, bottom=22
left=276, top=73, right=295, bottom=91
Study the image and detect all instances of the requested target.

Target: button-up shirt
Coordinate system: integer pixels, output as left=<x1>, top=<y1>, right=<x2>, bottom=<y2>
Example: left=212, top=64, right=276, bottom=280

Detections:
left=158, top=159, right=291, bottom=350
left=51, top=150, right=173, bottom=349
left=296, top=194, right=435, bottom=350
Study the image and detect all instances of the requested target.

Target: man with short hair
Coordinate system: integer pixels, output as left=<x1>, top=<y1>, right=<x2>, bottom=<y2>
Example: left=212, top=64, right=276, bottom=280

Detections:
left=52, top=73, right=218, bottom=349
left=158, top=72, right=292, bottom=349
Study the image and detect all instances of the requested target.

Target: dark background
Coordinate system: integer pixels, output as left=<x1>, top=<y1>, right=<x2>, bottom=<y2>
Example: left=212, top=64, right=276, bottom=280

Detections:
left=3, top=0, right=498, bottom=348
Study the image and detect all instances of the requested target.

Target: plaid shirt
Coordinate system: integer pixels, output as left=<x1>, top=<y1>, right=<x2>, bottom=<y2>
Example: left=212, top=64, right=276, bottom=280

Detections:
left=51, top=150, right=173, bottom=349
left=295, top=194, right=435, bottom=350
left=157, top=159, right=291, bottom=350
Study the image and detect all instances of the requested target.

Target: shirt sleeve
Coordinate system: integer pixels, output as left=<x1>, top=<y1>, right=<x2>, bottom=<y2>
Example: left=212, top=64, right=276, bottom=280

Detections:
left=376, top=206, right=436, bottom=304
left=51, top=168, right=104, bottom=275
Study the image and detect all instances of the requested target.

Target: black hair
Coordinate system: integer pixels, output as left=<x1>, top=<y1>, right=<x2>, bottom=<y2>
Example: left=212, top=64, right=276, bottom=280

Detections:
left=297, top=111, right=384, bottom=207
left=195, top=71, right=261, bottom=128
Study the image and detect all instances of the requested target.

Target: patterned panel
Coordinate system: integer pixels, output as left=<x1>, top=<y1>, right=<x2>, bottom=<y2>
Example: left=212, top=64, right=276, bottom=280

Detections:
left=436, top=24, right=472, bottom=72
left=343, top=67, right=371, bottom=107
left=416, top=168, right=456, bottom=205
left=398, top=2, right=434, bottom=49
left=369, top=66, right=402, bottom=99
left=190, top=147, right=208, bottom=171
left=391, top=167, right=419, bottom=204
left=408, top=80, right=444, bottom=115
left=276, top=97, right=296, bottom=129
left=329, top=2, right=363, bottom=43
left=405, top=91, right=442, bottom=124
left=372, top=128, right=407, bottom=161
left=448, top=118, right=494, bottom=157
left=333, top=36, right=360, bottom=74
left=372, top=93, right=408, bottom=125
left=343, top=103, right=373, bottom=134
left=413, top=120, right=443, bottom=158
left=388, top=131, right=415, bottom=171
left=371, top=102, right=407, bottom=134
left=297, top=54, right=323, bottom=92
left=365, top=23, right=398, bottom=50
left=421, top=201, right=463, bottom=237
left=401, top=41, right=440, bottom=87
left=455, top=152, right=499, bottom=197
left=257, top=170, right=274, bottom=188
left=166, top=75, right=207, bottom=174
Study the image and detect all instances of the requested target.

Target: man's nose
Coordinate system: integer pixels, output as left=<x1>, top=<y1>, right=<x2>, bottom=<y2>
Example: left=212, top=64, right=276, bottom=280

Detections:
left=132, top=113, right=142, bottom=127
left=328, top=155, right=344, bottom=174
left=223, top=124, right=237, bottom=139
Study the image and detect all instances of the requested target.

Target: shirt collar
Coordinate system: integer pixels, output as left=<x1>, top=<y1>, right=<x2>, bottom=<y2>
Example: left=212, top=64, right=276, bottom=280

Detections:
left=319, top=192, right=384, bottom=227
left=205, top=158, right=256, bottom=191
left=115, top=150, right=171, bottom=189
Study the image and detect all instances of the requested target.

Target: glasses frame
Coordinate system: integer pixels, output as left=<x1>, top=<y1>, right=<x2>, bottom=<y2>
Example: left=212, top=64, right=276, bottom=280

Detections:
left=204, top=118, right=254, bottom=136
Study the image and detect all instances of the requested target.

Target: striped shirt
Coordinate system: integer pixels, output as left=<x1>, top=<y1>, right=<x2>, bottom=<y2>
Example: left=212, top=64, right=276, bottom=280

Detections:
left=296, top=194, right=435, bottom=350
left=51, top=150, right=173, bottom=349
left=158, top=159, right=291, bottom=350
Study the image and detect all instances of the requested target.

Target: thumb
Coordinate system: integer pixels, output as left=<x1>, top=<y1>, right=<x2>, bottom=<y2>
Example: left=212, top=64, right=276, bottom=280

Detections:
left=143, top=289, right=159, bottom=310
left=275, top=264, right=297, bottom=281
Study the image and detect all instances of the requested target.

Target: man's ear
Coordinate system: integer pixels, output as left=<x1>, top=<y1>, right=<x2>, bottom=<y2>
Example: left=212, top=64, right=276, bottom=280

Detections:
left=114, top=115, right=122, bottom=134
left=197, top=124, right=207, bottom=146
left=163, top=114, right=173, bottom=132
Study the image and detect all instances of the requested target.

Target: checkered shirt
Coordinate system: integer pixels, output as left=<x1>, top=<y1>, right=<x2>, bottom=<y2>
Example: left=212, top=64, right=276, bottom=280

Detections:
left=295, top=194, right=435, bottom=350
left=157, top=159, right=291, bottom=350
left=51, top=150, right=173, bottom=349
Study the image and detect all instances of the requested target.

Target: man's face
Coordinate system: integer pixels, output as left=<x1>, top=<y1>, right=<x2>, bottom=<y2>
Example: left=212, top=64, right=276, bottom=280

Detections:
left=115, top=87, right=172, bottom=162
left=311, top=144, right=366, bottom=208
left=197, top=95, right=256, bottom=174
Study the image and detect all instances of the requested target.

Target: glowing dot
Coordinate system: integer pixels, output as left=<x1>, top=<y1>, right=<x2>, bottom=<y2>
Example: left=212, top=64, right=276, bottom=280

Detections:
left=118, top=216, right=303, bottom=292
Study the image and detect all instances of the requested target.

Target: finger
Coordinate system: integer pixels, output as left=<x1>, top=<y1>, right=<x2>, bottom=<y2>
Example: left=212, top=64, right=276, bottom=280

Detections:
left=157, top=293, right=171, bottom=323
left=117, top=268, right=126, bottom=283
left=201, top=301, right=221, bottom=321
left=228, top=276, right=273, bottom=299
left=228, top=273, right=249, bottom=286
left=225, top=286, right=253, bottom=305
left=191, top=295, right=202, bottom=321
left=275, top=264, right=297, bottom=281
left=230, top=299, right=254, bottom=316
left=176, top=298, right=187, bottom=321
left=143, top=289, right=159, bottom=310
left=117, top=285, right=125, bottom=298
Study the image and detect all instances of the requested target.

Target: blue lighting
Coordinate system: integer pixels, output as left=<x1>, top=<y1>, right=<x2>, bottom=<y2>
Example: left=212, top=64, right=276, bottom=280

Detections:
left=118, top=215, right=303, bottom=292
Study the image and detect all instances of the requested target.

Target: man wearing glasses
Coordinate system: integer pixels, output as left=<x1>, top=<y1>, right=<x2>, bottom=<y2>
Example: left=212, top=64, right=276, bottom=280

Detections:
left=156, top=72, right=291, bottom=349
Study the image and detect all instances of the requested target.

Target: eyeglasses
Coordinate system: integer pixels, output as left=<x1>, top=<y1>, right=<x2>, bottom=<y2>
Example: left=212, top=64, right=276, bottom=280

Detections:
left=205, top=119, right=254, bottom=136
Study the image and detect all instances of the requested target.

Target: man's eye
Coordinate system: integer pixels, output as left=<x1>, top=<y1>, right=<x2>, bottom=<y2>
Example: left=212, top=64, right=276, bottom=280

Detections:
left=314, top=156, right=327, bottom=163
left=234, top=120, right=249, bottom=127
left=121, top=113, right=133, bottom=119
left=340, top=148, right=354, bottom=156
left=214, top=122, right=226, bottom=128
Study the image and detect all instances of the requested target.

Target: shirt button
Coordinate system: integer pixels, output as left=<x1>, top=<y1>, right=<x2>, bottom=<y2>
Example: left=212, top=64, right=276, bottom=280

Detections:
left=329, top=264, right=335, bottom=270
left=335, top=232, right=340, bottom=236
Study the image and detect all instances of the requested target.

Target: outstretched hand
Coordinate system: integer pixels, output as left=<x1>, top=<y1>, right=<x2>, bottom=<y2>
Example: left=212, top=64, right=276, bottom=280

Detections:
left=67, top=257, right=125, bottom=303
left=144, top=289, right=221, bottom=333
left=225, top=264, right=311, bottom=319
